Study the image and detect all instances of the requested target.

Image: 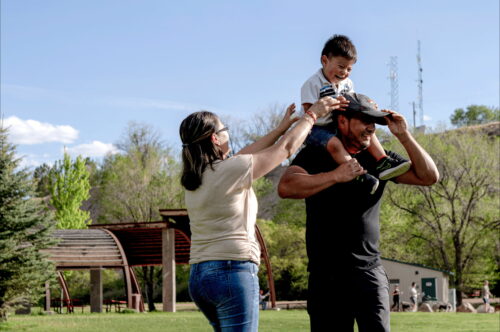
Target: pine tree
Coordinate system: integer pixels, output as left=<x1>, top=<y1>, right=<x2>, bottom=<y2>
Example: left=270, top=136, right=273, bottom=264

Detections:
left=50, top=153, right=91, bottom=229
left=0, top=125, right=56, bottom=321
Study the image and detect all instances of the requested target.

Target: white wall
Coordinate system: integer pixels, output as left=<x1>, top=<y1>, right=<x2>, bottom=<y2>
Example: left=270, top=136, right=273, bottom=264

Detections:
left=382, top=259, right=449, bottom=303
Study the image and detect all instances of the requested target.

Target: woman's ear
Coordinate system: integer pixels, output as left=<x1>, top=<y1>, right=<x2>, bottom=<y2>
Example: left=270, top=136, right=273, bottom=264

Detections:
left=211, top=133, right=220, bottom=145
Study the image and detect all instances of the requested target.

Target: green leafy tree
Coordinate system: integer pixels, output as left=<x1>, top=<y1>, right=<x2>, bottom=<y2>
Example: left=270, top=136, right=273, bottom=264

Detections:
left=98, top=122, right=183, bottom=311
left=33, top=163, right=53, bottom=198
left=257, top=219, right=308, bottom=300
left=450, top=105, right=499, bottom=127
left=0, top=125, right=55, bottom=321
left=381, top=131, right=499, bottom=305
left=50, top=153, right=91, bottom=229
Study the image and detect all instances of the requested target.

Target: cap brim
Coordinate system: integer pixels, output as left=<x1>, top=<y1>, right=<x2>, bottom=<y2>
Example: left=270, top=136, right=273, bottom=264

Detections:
left=342, top=109, right=389, bottom=125
left=361, top=110, right=389, bottom=125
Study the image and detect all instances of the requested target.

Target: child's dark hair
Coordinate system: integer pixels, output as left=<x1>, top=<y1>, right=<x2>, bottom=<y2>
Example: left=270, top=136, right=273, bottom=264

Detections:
left=179, top=111, right=224, bottom=191
left=321, top=35, right=357, bottom=62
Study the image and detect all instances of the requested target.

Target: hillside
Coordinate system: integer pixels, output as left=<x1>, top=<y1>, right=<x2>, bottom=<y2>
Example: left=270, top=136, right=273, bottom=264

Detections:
left=257, top=121, right=500, bottom=221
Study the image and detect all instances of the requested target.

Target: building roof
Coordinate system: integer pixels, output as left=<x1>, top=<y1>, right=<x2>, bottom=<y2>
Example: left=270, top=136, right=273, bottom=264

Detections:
left=382, top=257, right=454, bottom=275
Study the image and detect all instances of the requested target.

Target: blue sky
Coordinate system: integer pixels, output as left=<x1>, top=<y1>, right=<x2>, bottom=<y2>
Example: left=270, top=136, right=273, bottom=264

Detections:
left=1, top=0, right=499, bottom=168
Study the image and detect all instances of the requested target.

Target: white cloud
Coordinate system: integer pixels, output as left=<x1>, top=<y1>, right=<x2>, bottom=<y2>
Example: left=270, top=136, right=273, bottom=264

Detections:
left=65, top=141, right=118, bottom=158
left=3, top=116, right=78, bottom=145
left=423, top=115, right=432, bottom=121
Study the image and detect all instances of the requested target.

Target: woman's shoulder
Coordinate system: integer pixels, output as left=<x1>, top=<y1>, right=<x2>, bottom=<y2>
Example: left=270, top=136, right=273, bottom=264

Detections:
left=219, top=154, right=253, bottom=169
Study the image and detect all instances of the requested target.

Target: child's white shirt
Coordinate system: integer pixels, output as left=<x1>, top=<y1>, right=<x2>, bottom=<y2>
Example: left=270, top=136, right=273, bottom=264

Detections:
left=301, top=68, right=354, bottom=125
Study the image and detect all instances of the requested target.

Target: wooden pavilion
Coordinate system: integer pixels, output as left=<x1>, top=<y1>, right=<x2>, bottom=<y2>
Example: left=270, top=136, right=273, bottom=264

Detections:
left=45, top=209, right=276, bottom=312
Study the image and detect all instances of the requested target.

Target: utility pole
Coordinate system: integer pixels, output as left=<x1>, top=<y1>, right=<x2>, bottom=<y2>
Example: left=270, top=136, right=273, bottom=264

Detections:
left=417, top=40, right=424, bottom=126
left=412, top=101, right=416, bottom=130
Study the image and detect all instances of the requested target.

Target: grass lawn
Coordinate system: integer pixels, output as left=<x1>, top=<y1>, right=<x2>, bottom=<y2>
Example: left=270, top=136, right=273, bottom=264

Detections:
left=1, top=310, right=498, bottom=332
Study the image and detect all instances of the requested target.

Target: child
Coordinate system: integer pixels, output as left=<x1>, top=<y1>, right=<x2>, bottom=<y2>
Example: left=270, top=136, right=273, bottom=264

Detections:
left=302, top=35, right=411, bottom=193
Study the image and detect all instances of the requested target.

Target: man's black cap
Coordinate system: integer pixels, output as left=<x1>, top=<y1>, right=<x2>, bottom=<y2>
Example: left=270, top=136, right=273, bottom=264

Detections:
left=341, top=92, right=389, bottom=125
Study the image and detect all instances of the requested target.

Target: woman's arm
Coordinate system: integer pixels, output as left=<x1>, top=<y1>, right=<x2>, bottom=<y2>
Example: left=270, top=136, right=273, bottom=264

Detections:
left=237, top=104, right=298, bottom=155
left=251, top=97, right=348, bottom=180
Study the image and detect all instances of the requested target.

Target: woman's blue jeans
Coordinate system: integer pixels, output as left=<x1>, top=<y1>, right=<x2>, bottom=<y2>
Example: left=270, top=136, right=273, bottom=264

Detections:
left=189, top=260, right=259, bottom=332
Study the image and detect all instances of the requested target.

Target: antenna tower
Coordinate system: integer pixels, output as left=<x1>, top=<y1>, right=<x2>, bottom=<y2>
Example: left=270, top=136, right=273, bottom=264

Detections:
left=388, top=56, right=400, bottom=113
left=417, top=40, right=424, bottom=125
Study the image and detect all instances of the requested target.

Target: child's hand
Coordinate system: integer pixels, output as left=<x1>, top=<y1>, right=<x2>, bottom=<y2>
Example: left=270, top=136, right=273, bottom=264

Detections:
left=310, top=96, right=343, bottom=118
left=277, top=103, right=299, bottom=132
left=333, top=96, right=350, bottom=111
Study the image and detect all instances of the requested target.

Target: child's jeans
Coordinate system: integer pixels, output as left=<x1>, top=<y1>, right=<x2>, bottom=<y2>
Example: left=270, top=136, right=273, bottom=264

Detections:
left=306, top=125, right=338, bottom=149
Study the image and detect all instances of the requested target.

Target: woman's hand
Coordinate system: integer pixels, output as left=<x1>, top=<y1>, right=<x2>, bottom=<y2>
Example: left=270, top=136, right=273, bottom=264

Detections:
left=276, top=103, right=299, bottom=133
left=309, top=96, right=350, bottom=119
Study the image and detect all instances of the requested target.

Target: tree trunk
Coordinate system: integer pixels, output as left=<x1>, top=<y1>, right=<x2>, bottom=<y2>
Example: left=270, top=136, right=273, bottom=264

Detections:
left=454, top=241, right=463, bottom=306
left=141, top=266, right=156, bottom=312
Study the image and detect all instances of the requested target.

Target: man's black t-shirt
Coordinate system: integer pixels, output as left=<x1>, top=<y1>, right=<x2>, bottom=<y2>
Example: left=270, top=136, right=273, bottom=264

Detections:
left=291, top=145, right=407, bottom=272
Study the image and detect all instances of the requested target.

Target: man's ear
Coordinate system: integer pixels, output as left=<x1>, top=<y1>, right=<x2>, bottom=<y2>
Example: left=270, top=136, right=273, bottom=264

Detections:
left=211, top=133, right=220, bottom=145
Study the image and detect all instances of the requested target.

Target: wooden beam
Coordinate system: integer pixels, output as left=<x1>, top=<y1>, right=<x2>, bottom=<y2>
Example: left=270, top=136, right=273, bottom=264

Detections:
left=90, top=268, right=103, bottom=313
left=162, top=228, right=176, bottom=312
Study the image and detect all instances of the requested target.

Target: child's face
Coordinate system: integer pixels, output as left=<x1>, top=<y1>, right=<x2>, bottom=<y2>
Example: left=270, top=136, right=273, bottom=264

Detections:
left=321, top=55, right=355, bottom=85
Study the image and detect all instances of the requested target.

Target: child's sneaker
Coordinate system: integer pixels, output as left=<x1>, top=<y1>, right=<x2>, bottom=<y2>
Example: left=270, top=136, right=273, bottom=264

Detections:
left=355, top=173, right=379, bottom=195
left=376, top=157, right=411, bottom=180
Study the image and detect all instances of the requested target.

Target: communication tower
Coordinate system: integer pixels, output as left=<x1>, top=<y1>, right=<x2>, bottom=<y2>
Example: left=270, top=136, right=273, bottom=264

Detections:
left=388, top=56, right=400, bottom=113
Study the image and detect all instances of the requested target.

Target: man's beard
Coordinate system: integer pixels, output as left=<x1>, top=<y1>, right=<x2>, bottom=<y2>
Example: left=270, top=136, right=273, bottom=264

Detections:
left=345, top=128, right=371, bottom=152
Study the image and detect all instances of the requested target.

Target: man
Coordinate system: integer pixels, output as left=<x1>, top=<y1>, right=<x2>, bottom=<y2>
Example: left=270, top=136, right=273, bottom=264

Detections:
left=278, top=92, right=439, bottom=332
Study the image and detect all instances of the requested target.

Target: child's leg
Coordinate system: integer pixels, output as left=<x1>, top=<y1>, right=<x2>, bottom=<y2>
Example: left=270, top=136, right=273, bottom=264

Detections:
left=368, top=133, right=412, bottom=180
left=326, top=136, right=352, bottom=164
left=326, top=136, right=379, bottom=195
left=366, top=134, right=386, bottom=161
left=306, top=126, right=379, bottom=194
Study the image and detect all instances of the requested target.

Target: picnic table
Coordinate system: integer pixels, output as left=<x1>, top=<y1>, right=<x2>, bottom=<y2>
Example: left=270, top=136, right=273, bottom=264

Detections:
left=51, top=298, right=84, bottom=313
left=104, top=299, right=128, bottom=312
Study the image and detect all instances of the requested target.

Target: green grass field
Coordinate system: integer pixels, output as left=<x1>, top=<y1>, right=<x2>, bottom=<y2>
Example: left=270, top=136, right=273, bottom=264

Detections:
left=1, top=310, right=498, bottom=332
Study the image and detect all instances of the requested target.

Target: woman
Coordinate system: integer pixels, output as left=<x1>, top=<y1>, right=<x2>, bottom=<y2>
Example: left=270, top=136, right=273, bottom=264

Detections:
left=179, top=97, right=345, bottom=331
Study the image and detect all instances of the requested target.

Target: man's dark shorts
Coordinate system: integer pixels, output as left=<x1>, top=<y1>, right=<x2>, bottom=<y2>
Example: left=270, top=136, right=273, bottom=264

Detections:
left=308, top=265, right=390, bottom=332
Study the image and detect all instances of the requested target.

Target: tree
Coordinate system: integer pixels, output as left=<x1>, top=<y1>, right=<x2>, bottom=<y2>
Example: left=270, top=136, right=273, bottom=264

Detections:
left=33, top=163, right=53, bottom=197
left=381, top=130, right=499, bottom=305
left=98, top=122, right=184, bottom=311
left=450, top=105, right=499, bottom=127
left=50, top=153, right=91, bottom=229
left=0, top=125, right=55, bottom=320
left=257, top=219, right=308, bottom=300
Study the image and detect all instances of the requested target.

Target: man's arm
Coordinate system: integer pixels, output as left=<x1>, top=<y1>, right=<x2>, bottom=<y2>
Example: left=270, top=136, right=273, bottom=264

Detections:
left=278, top=159, right=366, bottom=199
left=384, top=111, right=439, bottom=186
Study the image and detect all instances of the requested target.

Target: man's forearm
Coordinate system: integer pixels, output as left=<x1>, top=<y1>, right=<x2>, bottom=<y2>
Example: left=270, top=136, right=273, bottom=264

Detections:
left=278, top=168, right=340, bottom=199
left=397, top=131, right=439, bottom=184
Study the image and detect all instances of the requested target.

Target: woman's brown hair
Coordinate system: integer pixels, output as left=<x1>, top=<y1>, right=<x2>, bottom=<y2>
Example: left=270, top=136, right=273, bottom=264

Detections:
left=179, top=111, right=224, bottom=191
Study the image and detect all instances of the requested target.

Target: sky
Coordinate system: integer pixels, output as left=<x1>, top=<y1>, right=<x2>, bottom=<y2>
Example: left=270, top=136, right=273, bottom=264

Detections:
left=1, top=0, right=499, bottom=168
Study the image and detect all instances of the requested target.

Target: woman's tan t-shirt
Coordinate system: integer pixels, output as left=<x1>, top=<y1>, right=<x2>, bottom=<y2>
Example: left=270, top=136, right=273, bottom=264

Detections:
left=185, top=154, right=260, bottom=265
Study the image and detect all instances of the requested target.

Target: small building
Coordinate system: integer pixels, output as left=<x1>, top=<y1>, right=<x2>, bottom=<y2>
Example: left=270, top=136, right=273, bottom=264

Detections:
left=381, top=257, right=452, bottom=303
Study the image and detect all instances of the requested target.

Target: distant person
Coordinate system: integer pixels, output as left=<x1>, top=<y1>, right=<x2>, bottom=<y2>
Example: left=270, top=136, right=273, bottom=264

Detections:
left=180, top=97, right=344, bottom=331
left=279, top=92, right=439, bottom=332
left=410, top=282, right=419, bottom=312
left=391, top=285, right=401, bottom=312
left=482, top=280, right=493, bottom=312
left=301, top=34, right=411, bottom=194
left=259, top=289, right=270, bottom=310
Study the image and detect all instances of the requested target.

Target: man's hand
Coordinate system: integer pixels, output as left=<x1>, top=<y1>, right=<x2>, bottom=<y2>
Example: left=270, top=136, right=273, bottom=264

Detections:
left=383, top=110, right=409, bottom=139
left=333, top=158, right=367, bottom=183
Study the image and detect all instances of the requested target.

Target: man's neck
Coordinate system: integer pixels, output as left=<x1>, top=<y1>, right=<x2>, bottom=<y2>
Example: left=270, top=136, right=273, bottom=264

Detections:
left=340, top=137, right=362, bottom=155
